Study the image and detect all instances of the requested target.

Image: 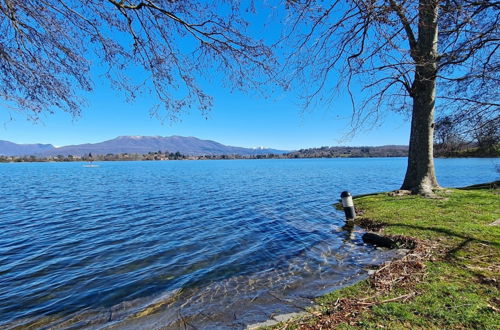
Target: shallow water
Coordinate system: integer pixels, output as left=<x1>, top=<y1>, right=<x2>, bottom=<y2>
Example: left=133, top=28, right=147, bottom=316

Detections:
left=0, top=158, right=497, bottom=329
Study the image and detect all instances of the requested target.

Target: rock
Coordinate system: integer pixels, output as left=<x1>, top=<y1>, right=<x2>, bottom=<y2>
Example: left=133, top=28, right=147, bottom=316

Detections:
left=489, top=219, right=500, bottom=226
left=246, top=319, right=278, bottom=329
left=362, top=232, right=395, bottom=248
left=246, top=312, right=307, bottom=329
left=396, top=248, right=411, bottom=255
left=273, top=312, right=307, bottom=323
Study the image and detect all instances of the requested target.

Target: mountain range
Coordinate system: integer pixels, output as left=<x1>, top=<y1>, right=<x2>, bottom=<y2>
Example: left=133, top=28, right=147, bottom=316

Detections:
left=0, top=140, right=55, bottom=156
left=0, top=136, right=289, bottom=157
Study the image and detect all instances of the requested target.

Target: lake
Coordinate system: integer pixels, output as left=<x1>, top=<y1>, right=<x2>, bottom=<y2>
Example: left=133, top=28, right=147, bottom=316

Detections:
left=0, top=158, right=498, bottom=329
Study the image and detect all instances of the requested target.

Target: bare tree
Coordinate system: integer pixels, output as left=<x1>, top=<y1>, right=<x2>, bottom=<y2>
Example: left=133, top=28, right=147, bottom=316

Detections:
left=435, top=112, right=499, bottom=156
left=0, top=0, right=275, bottom=120
left=471, top=114, right=499, bottom=155
left=284, top=0, right=499, bottom=194
left=434, top=115, right=466, bottom=155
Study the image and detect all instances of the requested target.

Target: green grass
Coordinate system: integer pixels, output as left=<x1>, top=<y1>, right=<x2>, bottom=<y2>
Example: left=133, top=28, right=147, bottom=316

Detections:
left=272, top=186, right=500, bottom=329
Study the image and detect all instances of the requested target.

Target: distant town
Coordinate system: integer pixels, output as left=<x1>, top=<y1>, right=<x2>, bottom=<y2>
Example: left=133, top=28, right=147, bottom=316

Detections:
left=0, top=145, right=408, bottom=163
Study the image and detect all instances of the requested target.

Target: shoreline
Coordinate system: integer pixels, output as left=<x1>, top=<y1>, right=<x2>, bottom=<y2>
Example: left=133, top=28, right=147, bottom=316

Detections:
left=251, top=182, right=499, bottom=329
left=1, top=155, right=499, bottom=164
left=247, top=226, right=419, bottom=329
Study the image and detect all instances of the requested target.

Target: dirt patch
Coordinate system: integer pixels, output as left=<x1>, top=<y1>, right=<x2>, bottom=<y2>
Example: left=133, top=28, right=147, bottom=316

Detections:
left=368, top=238, right=430, bottom=291
left=355, top=217, right=384, bottom=232
left=286, top=293, right=418, bottom=329
left=386, top=235, right=419, bottom=249
left=387, top=190, right=412, bottom=197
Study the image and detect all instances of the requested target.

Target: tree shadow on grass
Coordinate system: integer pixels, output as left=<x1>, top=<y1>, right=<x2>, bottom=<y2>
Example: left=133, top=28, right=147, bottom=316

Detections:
left=383, top=223, right=499, bottom=248
left=383, top=223, right=499, bottom=285
left=385, top=224, right=500, bottom=288
left=457, top=181, right=499, bottom=190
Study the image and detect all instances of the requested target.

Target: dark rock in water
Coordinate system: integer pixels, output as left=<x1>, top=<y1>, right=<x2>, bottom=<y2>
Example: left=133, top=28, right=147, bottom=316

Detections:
left=362, top=233, right=395, bottom=248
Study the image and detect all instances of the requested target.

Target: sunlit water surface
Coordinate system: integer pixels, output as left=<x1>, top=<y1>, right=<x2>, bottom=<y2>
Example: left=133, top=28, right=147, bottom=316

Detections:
left=0, top=158, right=497, bottom=329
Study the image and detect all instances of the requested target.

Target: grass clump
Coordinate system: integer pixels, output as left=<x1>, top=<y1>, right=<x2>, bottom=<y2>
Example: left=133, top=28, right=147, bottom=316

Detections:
left=270, top=184, right=499, bottom=329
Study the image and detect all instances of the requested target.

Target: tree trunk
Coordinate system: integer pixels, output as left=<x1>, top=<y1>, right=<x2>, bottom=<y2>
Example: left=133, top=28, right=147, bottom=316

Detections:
left=401, top=0, right=440, bottom=195
left=401, top=78, right=439, bottom=194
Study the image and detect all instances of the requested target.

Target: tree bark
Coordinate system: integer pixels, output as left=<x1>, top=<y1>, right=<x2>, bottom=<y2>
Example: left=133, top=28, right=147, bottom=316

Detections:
left=401, top=0, right=440, bottom=195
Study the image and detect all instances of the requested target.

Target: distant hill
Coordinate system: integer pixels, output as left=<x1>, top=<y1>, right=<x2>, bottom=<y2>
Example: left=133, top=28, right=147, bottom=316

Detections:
left=285, top=145, right=408, bottom=158
left=0, top=136, right=288, bottom=156
left=0, top=140, right=55, bottom=156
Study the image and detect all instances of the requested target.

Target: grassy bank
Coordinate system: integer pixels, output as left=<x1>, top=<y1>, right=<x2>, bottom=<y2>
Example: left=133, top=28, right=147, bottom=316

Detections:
left=269, top=183, right=499, bottom=329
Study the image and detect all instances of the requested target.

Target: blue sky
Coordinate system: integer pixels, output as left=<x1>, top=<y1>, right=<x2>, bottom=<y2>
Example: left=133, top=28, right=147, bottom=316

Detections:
left=0, top=83, right=411, bottom=150
left=0, top=3, right=412, bottom=150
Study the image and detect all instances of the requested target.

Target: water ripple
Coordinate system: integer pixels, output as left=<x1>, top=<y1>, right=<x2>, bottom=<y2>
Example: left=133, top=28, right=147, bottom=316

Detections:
left=0, top=158, right=497, bottom=328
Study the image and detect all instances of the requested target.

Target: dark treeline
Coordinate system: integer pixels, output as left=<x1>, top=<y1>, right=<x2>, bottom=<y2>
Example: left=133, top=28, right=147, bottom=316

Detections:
left=434, top=144, right=499, bottom=158
left=285, top=146, right=409, bottom=158
left=280, top=144, right=498, bottom=159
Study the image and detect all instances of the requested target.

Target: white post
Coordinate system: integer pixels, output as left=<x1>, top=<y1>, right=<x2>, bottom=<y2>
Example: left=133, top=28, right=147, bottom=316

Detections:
left=340, top=191, right=356, bottom=220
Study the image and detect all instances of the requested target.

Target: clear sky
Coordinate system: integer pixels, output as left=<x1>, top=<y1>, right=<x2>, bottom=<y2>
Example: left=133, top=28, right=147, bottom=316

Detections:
left=0, top=3, right=412, bottom=151
left=0, top=87, right=411, bottom=150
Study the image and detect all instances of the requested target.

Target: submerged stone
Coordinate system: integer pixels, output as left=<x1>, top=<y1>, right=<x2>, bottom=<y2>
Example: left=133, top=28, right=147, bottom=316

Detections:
left=362, top=233, right=395, bottom=248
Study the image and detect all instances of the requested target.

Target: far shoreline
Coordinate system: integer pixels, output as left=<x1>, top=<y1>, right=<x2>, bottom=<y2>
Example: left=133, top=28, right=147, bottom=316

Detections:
left=1, top=155, right=499, bottom=164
